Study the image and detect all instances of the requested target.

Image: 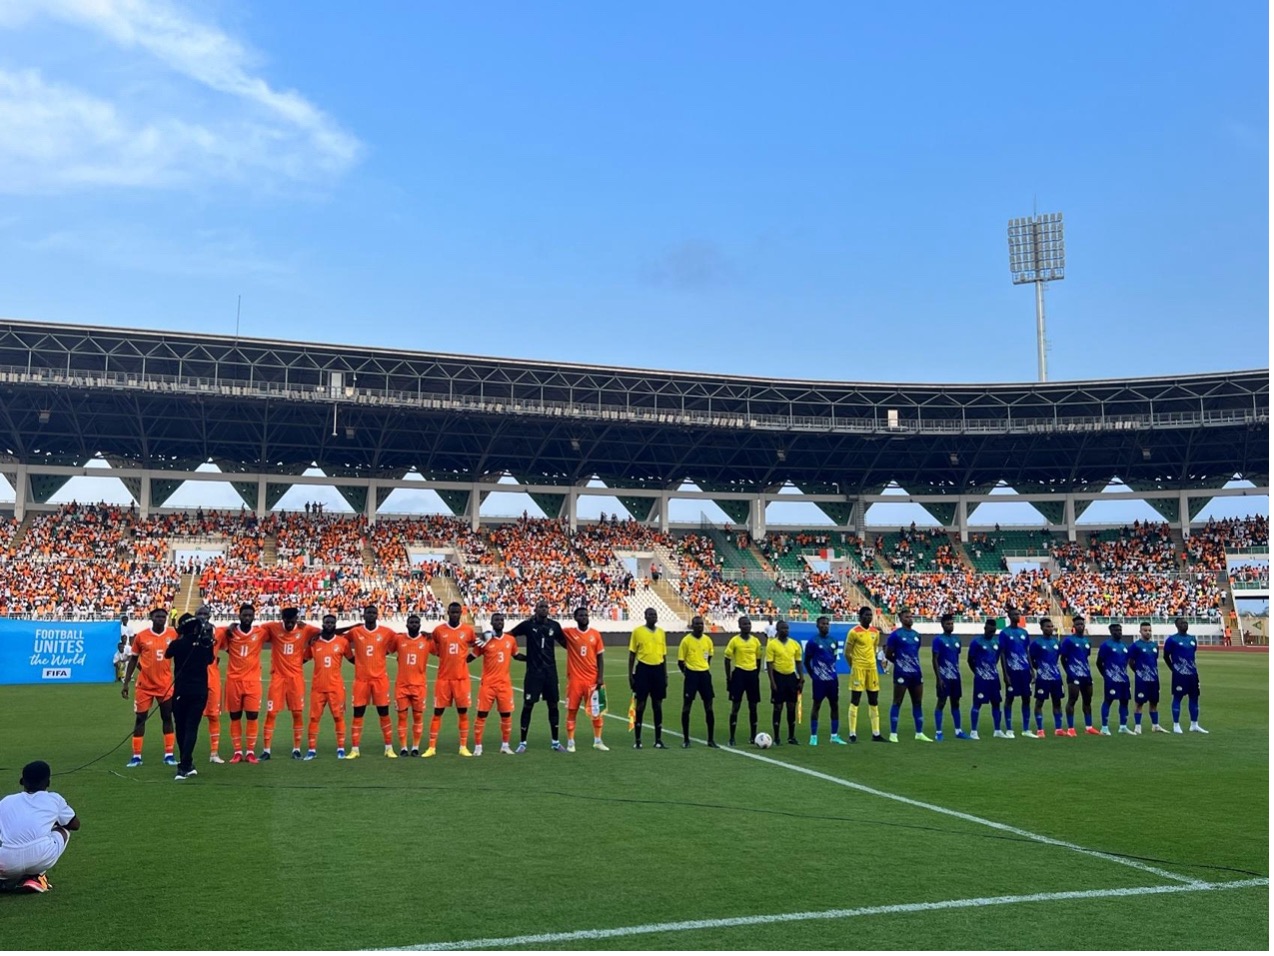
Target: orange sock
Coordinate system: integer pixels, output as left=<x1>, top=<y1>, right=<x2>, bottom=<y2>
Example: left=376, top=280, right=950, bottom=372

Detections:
left=208, top=715, right=220, bottom=755
left=378, top=713, right=393, bottom=745
left=245, top=718, right=259, bottom=751
left=474, top=715, right=487, bottom=746
left=592, top=716, right=605, bottom=738
left=352, top=716, right=364, bottom=746
left=291, top=713, right=303, bottom=750
left=334, top=714, right=347, bottom=748
left=499, top=715, right=512, bottom=744
left=428, top=714, right=441, bottom=748
left=566, top=708, right=578, bottom=738
left=263, top=712, right=277, bottom=750
left=132, top=736, right=144, bottom=757
left=397, top=709, right=409, bottom=748
left=308, top=715, right=320, bottom=750
left=162, top=731, right=175, bottom=755
left=230, top=719, right=242, bottom=754
left=457, top=712, right=470, bottom=746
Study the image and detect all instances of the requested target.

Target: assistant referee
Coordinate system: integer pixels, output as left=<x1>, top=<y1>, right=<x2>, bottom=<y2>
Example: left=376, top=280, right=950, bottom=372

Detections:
left=628, top=607, right=668, bottom=749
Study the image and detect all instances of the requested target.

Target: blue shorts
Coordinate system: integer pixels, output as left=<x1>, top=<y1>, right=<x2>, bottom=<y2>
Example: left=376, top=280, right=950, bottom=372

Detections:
left=1005, top=671, right=1032, bottom=698
left=1134, top=682, right=1160, bottom=704
left=1066, top=674, right=1093, bottom=690
left=892, top=671, right=923, bottom=689
left=1171, top=674, right=1200, bottom=698
left=1034, top=679, right=1063, bottom=701
left=972, top=680, right=1002, bottom=705
left=935, top=676, right=962, bottom=700
left=811, top=679, right=839, bottom=704
left=1103, top=682, right=1130, bottom=702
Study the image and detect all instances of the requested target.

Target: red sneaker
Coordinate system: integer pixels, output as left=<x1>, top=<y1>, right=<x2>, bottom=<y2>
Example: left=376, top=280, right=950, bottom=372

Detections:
left=1054, top=729, right=1067, bottom=737
left=245, top=752, right=259, bottom=764
left=1084, top=727, right=1101, bottom=736
left=229, top=752, right=243, bottom=764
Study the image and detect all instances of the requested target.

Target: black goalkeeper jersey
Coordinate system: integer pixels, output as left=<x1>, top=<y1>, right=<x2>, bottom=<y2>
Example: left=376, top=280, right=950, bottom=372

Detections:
left=510, top=616, right=565, bottom=674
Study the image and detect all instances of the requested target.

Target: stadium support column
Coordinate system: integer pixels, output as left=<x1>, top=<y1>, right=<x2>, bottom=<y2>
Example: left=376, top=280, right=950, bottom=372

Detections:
left=469, top=485, right=481, bottom=532
left=1064, top=495, right=1077, bottom=542
left=749, top=497, right=766, bottom=541
left=139, top=474, right=151, bottom=518
left=366, top=480, right=378, bottom=526
left=1179, top=490, right=1190, bottom=539
left=255, top=478, right=267, bottom=518
left=566, top=489, right=578, bottom=533
left=656, top=494, right=670, bottom=534
left=13, top=462, right=28, bottom=521
left=957, top=496, right=969, bottom=543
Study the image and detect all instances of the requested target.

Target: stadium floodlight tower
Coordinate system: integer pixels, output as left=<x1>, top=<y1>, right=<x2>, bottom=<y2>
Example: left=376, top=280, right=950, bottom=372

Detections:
left=1007, top=212, right=1065, bottom=382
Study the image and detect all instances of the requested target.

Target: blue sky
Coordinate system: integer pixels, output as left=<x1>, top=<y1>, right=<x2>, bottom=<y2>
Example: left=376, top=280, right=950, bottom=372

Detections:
left=0, top=1, right=1267, bottom=523
left=0, top=1, right=1266, bottom=383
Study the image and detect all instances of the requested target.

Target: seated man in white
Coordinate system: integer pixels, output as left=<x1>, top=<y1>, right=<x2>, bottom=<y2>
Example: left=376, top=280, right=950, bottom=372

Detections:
left=0, top=760, right=80, bottom=893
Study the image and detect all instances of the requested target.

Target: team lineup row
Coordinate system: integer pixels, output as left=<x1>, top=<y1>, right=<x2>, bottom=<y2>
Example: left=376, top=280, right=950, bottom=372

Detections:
left=118, top=600, right=1209, bottom=779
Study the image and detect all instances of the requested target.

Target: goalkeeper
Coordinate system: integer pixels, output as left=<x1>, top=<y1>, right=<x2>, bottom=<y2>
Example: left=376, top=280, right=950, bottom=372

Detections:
left=677, top=616, right=718, bottom=748
left=562, top=607, right=609, bottom=753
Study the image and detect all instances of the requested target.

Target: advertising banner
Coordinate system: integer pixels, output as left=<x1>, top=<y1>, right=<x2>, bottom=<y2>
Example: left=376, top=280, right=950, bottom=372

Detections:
left=0, top=620, right=120, bottom=684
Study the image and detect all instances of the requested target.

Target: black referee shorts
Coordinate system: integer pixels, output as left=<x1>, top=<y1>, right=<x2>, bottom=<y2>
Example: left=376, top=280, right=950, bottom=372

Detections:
left=728, top=668, right=761, bottom=704
left=682, top=669, right=714, bottom=702
left=633, top=661, right=668, bottom=701
left=771, top=671, right=799, bottom=705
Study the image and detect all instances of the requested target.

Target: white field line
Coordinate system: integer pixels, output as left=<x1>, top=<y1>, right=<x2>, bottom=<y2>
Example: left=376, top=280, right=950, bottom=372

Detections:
left=382, top=877, right=1270, bottom=951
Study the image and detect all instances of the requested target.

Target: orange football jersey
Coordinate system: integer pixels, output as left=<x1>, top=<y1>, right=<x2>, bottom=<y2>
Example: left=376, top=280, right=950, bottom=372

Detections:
left=222, top=624, right=268, bottom=682
left=474, top=633, right=517, bottom=685
left=345, top=625, right=396, bottom=681
left=430, top=623, right=476, bottom=681
left=394, top=634, right=431, bottom=688
left=131, top=627, right=176, bottom=692
left=306, top=636, right=351, bottom=692
left=563, top=627, right=604, bottom=685
left=262, top=621, right=318, bottom=679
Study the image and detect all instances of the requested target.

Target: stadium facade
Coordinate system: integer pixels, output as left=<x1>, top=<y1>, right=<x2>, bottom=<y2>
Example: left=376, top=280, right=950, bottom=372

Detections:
left=0, top=319, right=1267, bottom=538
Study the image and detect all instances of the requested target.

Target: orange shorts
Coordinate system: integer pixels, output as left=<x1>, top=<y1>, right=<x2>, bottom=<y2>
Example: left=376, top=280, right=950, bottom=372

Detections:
left=203, top=678, right=222, bottom=718
left=567, top=680, right=598, bottom=712
left=310, top=689, right=346, bottom=715
left=353, top=677, right=390, bottom=708
left=267, top=676, right=306, bottom=713
left=134, top=686, right=172, bottom=714
left=225, top=679, right=261, bottom=714
left=396, top=686, right=427, bottom=710
left=434, top=677, right=472, bottom=709
left=477, top=680, right=513, bottom=714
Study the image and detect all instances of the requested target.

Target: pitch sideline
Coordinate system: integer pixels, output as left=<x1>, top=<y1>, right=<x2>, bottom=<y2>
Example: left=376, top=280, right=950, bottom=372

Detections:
left=382, top=877, right=1269, bottom=950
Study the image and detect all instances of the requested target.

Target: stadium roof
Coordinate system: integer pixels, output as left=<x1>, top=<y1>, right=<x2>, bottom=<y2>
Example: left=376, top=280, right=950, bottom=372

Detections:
left=0, top=319, right=1267, bottom=508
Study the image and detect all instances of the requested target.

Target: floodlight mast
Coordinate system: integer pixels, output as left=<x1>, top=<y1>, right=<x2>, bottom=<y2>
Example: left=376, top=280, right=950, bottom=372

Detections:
left=1007, top=213, right=1065, bottom=382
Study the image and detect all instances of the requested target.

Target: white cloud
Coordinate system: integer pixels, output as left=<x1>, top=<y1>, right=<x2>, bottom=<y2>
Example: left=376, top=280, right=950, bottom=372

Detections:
left=21, top=223, right=297, bottom=277
left=0, top=0, right=361, bottom=192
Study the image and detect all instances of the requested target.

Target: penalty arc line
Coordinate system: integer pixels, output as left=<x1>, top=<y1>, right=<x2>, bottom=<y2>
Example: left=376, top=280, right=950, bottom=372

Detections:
left=383, top=877, right=1269, bottom=950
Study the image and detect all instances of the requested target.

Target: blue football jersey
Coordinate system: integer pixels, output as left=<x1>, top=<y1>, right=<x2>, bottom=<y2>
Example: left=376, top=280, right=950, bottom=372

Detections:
left=1096, top=640, right=1130, bottom=685
left=998, top=626, right=1032, bottom=674
left=1128, top=639, right=1160, bottom=683
left=1163, top=634, right=1198, bottom=677
left=1059, top=636, right=1092, bottom=679
left=968, top=636, right=1001, bottom=682
left=1029, top=638, right=1062, bottom=681
left=887, top=628, right=924, bottom=678
left=804, top=637, right=839, bottom=683
left=932, top=634, right=962, bottom=681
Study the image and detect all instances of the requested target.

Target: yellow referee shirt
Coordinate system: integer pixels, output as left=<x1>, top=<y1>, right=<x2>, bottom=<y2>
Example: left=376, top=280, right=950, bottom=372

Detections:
left=765, top=637, right=802, bottom=675
left=724, top=634, right=762, bottom=671
left=629, top=625, right=667, bottom=665
left=677, top=634, right=713, bottom=671
left=846, top=625, right=879, bottom=668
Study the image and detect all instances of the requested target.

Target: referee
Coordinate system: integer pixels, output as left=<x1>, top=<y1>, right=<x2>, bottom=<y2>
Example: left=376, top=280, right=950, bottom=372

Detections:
left=164, top=613, right=216, bottom=780
left=677, top=615, right=717, bottom=748
left=628, top=607, right=668, bottom=749
left=766, top=620, right=805, bottom=745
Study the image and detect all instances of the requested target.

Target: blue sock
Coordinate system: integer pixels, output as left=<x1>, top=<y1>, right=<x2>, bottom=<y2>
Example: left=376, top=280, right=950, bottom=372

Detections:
left=912, top=706, right=923, bottom=733
left=935, top=708, right=944, bottom=734
left=1035, top=710, right=1044, bottom=730
left=1149, top=709, right=1158, bottom=726
left=810, top=717, right=819, bottom=739
left=1135, top=711, right=1143, bottom=728
left=830, top=718, right=839, bottom=736
left=889, top=704, right=900, bottom=734
left=1004, top=703, right=1013, bottom=731
left=992, top=707, right=1002, bottom=731
left=1084, top=711, right=1093, bottom=729
left=1100, top=701, right=1111, bottom=727
left=970, top=706, right=980, bottom=732
left=1118, top=703, right=1128, bottom=726
left=1066, top=710, right=1074, bottom=729
left=1021, top=701, right=1030, bottom=730
left=1053, top=710, right=1063, bottom=730
left=1189, top=697, right=1199, bottom=722
left=1172, top=698, right=1182, bottom=723
left=953, top=707, right=963, bottom=731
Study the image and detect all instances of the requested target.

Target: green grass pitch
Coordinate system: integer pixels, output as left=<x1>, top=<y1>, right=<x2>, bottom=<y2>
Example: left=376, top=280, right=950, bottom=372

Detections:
left=0, top=653, right=1266, bottom=950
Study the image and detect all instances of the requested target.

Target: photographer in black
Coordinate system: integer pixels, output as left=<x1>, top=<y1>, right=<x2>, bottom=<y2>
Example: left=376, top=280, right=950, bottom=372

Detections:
left=164, top=612, right=216, bottom=781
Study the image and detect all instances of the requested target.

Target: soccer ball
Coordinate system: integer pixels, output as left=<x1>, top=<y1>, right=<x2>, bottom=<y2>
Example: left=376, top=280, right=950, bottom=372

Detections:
left=754, top=732, right=774, bottom=749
